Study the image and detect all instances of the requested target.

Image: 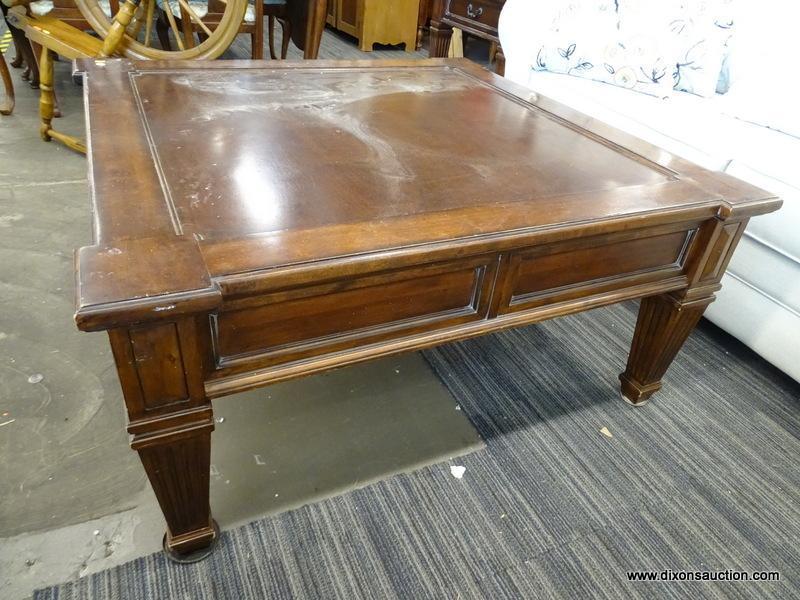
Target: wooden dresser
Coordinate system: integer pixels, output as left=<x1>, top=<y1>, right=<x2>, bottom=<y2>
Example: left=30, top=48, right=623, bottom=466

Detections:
left=326, top=0, right=420, bottom=52
left=429, top=0, right=506, bottom=75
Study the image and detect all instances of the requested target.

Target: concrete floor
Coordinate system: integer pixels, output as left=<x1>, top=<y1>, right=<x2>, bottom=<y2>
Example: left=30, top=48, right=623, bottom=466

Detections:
left=0, top=37, right=485, bottom=598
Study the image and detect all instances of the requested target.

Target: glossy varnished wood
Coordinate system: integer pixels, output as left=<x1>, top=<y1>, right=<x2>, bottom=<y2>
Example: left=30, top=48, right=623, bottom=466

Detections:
left=75, top=58, right=781, bottom=555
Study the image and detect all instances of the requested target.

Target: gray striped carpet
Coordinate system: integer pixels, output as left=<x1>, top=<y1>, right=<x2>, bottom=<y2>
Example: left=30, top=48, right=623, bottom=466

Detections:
left=35, top=301, right=800, bottom=599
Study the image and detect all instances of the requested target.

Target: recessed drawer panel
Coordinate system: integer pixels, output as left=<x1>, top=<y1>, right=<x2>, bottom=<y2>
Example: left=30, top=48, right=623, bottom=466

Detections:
left=213, top=256, right=497, bottom=366
left=446, top=0, right=502, bottom=35
left=498, top=226, right=695, bottom=313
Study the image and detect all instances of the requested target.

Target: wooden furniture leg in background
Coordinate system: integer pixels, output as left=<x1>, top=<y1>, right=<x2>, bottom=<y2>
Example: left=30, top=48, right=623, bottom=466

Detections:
left=11, top=38, right=24, bottom=68
left=620, top=292, right=715, bottom=404
left=304, top=0, right=325, bottom=58
left=286, top=0, right=325, bottom=59
left=109, top=317, right=218, bottom=559
left=429, top=19, right=452, bottom=57
left=31, top=41, right=60, bottom=117
left=494, top=44, right=505, bottom=76
left=265, top=1, right=292, bottom=60
left=416, top=0, right=431, bottom=50
left=133, top=417, right=216, bottom=558
left=447, top=27, right=462, bottom=58
left=38, top=46, right=55, bottom=141
left=37, top=45, right=83, bottom=152
left=0, top=51, right=13, bottom=115
left=3, top=9, right=38, bottom=86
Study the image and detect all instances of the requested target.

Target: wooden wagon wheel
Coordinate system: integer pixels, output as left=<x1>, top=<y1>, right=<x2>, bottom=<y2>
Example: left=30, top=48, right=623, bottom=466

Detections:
left=4, top=0, right=246, bottom=151
left=75, top=0, right=247, bottom=60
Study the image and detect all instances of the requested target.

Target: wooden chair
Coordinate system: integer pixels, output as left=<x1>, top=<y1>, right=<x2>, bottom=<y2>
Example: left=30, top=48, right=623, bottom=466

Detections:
left=4, top=0, right=247, bottom=153
left=156, top=0, right=292, bottom=59
left=156, top=0, right=264, bottom=58
left=21, top=0, right=119, bottom=115
left=264, top=0, right=290, bottom=59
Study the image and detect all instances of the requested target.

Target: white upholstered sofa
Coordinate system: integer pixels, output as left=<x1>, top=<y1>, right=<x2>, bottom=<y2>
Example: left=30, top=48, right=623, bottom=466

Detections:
left=498, top=0, right=799, bottom=382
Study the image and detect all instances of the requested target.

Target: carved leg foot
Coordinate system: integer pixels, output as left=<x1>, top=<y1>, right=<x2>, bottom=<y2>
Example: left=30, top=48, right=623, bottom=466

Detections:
left=163, top=519, right=220, bottom=563
left=620, top=293, right=714, bottom=405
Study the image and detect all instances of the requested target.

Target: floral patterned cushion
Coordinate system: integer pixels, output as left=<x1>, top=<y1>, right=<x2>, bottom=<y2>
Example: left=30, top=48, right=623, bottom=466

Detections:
left=533, top=1, right=678, bottom=98
left=532, top=0, right=734, bottom=98
left=621, top=0, right=734, bottom=97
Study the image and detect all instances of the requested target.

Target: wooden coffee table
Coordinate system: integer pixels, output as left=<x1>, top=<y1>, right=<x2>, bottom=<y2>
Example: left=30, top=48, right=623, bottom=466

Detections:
left=74, top=58, right=780, bottom=558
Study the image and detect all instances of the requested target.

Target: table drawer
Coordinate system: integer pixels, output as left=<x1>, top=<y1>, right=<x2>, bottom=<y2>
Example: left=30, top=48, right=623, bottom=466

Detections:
left=497, top=225, right=697, bottom=314
left=212, top=256, right=498, bottom=367
left=445, top=0, right=502, bottom=36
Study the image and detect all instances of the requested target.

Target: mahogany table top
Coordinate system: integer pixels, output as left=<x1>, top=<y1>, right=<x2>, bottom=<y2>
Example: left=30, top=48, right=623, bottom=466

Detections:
left=75, top=58, right=778, bottom=331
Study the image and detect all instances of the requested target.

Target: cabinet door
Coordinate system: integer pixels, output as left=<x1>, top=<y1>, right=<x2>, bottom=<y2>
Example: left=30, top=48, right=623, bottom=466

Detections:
left=337, top=0, right=359, bottom=37
left=326, top=0, right=336, bottom=26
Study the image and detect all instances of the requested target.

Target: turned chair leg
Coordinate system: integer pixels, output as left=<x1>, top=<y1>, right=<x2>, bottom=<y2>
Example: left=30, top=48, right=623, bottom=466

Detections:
left=32, top=41, right=60, bottom=117
left=36, top=45, right=86, bottom=153
left=38, top=46, right=55, bottom=142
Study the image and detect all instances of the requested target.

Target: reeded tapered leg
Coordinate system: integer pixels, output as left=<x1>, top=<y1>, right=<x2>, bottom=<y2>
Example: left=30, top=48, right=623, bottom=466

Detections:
left=131, top=407, right=216, bottom=555
left=428, top=20, right=452, bottom=58
left=109, top=317, right=217, bottom=557
left=620, top=292, right=714, bottom=404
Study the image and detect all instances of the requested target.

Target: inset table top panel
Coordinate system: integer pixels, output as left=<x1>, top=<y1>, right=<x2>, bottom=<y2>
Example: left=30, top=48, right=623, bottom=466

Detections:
left=130, top=65, right=671, bottom=238
left=79, top=58, right=776, bottom=310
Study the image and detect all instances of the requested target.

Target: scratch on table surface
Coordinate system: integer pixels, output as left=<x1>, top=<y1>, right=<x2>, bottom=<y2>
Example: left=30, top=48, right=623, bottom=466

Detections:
left=0, top=418, right=16, bottom=428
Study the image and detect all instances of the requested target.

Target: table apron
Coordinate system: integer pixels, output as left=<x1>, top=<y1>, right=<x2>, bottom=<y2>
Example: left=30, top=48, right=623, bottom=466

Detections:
left=204, top=218, right=708, bottom=396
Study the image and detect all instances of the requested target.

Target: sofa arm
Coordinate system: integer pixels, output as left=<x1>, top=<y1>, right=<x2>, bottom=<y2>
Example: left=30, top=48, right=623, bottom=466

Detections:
left=499, top=0, right=557, bottom=85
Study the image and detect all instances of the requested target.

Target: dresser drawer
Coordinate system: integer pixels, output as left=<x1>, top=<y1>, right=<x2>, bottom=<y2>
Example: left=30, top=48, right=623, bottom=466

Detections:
left=445, top=0, right=502, bottom=37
